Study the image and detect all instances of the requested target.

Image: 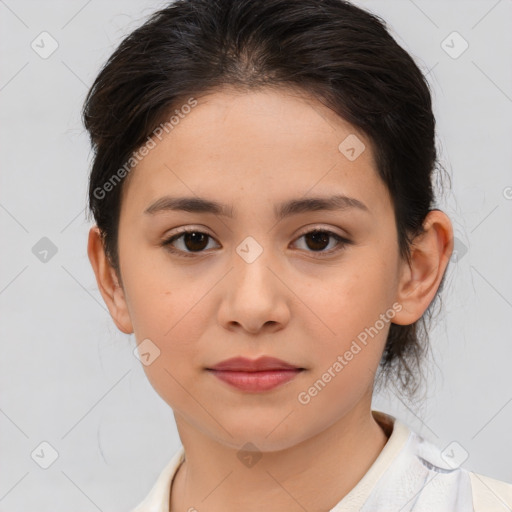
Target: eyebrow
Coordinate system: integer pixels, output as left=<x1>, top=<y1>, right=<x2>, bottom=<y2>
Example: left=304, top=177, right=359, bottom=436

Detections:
left=143, top=194, right=370, bottom=220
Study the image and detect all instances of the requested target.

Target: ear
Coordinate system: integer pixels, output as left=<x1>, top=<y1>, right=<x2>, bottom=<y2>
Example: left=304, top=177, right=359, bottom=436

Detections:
left=392, top=210, right=454, bottom=326
left=87, top=225, right=134, bottom=334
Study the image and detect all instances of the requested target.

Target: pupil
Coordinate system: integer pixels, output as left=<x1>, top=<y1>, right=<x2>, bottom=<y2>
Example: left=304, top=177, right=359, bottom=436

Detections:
left=184, top=232, right=208, bottom=251
left=306, top=231, right=329, bottom=251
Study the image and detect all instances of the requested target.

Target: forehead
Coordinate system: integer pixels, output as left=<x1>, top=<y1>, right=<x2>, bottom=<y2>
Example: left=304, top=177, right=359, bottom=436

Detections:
left=120, top=86, right=390, bottom=218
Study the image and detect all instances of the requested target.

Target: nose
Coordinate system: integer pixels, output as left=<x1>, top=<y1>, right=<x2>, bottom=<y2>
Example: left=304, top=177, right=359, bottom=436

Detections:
left=217, top=240, right=291, bottom=335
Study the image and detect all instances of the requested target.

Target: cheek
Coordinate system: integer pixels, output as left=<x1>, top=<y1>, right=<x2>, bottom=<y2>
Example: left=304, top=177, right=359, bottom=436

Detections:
left=120, top=245, right=194, bottom=335
left=133, top=303, right=209, bottom=415
left=295, top=275, right=391, bottom=418
left=301, top=256, right=393, bottom=372
left=122, top=260, right=212, bottom=370
left=308, top=261, right=392, bottom=330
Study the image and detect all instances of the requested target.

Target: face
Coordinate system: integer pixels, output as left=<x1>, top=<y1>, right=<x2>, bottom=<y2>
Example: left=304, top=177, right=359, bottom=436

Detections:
left=93, top=87, right=422, bottom=451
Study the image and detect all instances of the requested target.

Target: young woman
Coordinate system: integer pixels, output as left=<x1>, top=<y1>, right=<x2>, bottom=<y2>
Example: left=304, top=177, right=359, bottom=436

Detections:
left=84, top=0, right=512, bottom=510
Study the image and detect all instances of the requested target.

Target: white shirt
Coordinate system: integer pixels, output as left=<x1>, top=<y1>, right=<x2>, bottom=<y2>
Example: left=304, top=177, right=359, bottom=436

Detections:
left=131, top=410, right=512, bottom=511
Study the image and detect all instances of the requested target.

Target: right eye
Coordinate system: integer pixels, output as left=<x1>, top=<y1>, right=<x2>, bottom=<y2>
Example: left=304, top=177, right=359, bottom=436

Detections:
left=161, top=229, right=221, bottom=257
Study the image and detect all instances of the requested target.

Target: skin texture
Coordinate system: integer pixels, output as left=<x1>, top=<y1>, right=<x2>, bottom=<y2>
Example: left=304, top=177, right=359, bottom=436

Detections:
left=88, top=86, right=453, bottom=512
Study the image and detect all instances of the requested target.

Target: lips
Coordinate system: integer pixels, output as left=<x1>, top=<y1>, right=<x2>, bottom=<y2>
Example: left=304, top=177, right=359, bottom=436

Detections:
left=206, top=356, right=305, bottom=392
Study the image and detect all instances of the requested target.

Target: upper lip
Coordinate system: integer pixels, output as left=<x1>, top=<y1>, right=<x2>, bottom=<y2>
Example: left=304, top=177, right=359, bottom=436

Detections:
left=207, top=356, right=303, bottom=372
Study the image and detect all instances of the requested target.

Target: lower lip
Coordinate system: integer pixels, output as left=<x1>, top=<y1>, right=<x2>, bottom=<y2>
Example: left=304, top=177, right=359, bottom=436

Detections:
left=207, top=369, right=303, bottom=392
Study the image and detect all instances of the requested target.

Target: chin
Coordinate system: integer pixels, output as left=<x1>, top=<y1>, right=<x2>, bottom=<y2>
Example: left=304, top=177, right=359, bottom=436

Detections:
left=212, top=422, right=310, bottom=454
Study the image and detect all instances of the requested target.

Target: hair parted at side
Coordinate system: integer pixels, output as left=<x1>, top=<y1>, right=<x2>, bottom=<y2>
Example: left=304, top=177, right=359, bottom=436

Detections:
left=82, top=0, right=451, bottom=401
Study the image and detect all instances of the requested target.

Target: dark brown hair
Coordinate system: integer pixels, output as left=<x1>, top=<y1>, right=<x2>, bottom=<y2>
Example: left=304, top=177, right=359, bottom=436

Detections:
left=82, top=0, right=451, bottom=400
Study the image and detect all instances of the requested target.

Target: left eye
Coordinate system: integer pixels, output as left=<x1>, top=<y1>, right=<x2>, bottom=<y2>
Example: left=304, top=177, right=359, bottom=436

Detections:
left=292, top=229, right=350, bottom=254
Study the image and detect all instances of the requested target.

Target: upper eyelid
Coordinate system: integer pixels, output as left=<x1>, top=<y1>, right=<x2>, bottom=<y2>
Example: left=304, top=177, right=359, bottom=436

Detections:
left=167, top=224, right=347, bottom=239
left=294, top=224, right=347, bottom=238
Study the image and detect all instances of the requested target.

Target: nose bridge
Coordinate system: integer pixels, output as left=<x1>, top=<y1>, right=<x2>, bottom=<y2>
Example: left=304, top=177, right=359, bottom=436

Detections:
left=235, top=234, right=267, bottom=267
left=233, top=234, right=275, bottom=294
left=218, top=233, right=290, bottom=332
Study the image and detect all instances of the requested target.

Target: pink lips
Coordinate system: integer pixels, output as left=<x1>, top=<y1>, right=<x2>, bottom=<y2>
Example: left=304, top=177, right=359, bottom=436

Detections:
left=206, top=356, right=304, bottom=392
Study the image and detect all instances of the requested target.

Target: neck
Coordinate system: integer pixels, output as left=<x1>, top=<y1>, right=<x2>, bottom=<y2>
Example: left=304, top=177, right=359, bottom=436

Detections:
left=169, top=404, right=390, bottom=512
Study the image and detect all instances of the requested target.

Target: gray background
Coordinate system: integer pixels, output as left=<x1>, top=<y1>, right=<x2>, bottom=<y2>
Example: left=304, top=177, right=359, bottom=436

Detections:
left=1, top=0, right=511, bottom=510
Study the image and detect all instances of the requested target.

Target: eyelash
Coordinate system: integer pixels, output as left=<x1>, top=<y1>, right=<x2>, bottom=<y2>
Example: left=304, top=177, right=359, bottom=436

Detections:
left=160, top=227, right=352, bottom=258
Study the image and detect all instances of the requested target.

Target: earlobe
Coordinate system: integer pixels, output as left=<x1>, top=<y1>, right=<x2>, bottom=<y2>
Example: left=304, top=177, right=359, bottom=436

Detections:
left=392, top=210, right=454, bottom=326
left=87, top=226, right=134, bottom=334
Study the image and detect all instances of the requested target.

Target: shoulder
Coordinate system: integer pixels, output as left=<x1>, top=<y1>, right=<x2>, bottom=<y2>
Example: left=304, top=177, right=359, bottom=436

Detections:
left=378, top=414, right=512, bottom=511
left=468, top=471, right=512, bottom=512
left=409, top=428, right=512, bottom=510
left=407, top=426, right=512, bottom=510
